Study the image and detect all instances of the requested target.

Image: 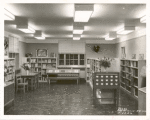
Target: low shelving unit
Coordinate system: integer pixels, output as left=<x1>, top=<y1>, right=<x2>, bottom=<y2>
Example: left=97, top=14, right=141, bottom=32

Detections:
left=120, top=59, right=146, bottom=100
left=4, top=58, right=15, bottom=113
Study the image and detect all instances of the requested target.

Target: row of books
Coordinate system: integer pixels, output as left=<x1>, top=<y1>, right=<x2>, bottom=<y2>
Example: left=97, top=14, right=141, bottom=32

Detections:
left=121, top=61, right=138, bottom=67
left=4, top=74, right=14, bottom=82
left=4, top=60, right=14, bottom=66
left=30, top=59, right=56, bottom=63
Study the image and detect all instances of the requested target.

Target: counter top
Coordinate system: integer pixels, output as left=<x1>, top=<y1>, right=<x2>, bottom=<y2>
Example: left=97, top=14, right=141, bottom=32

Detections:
left=57, top=65, right=86, bottom=68
left=139, top=87, right=146, bottom=93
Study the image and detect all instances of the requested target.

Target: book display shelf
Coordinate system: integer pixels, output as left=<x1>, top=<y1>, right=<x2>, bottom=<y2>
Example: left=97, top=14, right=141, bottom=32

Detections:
left=4, top=58, right=15, bottom=84
left=86, top=58, right=101, bottom=88
left=4, top=58, right=15, bottom=113
left=28, top=57, right=57, bottom=82
left=120, top=59, right=146, bottom=99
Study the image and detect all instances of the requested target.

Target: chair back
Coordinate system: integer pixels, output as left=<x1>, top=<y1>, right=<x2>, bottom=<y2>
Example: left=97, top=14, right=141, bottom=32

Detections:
left=16, top=74, right=23, bottom=84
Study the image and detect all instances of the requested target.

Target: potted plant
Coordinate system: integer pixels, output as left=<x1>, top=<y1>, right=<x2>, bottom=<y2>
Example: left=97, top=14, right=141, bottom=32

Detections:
left=22, top=63, right=31, bottom=75
left=100, top=57, right=113, bottom=72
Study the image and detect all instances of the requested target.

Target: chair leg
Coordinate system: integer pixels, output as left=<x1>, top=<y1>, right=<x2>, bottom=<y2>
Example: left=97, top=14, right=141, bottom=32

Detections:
left=27, top=85, right=28, bottom=91
left=23, top=85, right=25, bottom=93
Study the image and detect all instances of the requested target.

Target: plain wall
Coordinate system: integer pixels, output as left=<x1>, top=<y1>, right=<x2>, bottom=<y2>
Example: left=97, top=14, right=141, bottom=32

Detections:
left=86, top=44, right=117, bottom=59
left=19, top=42, right=27, bottom=67
left=26, top=43, right=58, bottom=57
left=116, top=35, right=146, bottom=60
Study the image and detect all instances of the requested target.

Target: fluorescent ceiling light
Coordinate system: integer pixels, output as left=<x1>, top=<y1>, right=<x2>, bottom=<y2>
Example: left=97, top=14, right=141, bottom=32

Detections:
left=34, top=30, right=45, bottom=40
left=73, top=30, right=83, bottom=34
left=73, top=26, right=84, bottom=34
left=4, top=9, right=15, bottom=20
left=18, top=26, right=35, bottom=33
left=35, top=36, right=45, bottom=40
left=73, top=37, right=80, bottom=40
left=105, top=37, right=115, bottom=41
left=117, top=26, right=135, bottom=35
left=140, top=16, right=146, bottom=23
left=105, top=32, right=116, bottom=40
left=74, top=4, right=94, bottom=22
left=16, top=17, right=35, bottom=33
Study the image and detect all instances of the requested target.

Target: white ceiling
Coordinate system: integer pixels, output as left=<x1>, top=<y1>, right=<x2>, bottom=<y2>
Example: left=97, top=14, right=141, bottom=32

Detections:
left=4, top=3, right=146, bottom=42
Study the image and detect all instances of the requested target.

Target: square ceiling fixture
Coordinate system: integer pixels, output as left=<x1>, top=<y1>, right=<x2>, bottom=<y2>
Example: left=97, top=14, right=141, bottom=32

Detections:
left=18, top=26, right=35, bottom=33
left=16, top=17, right=35, bottom=33
left=73, top=26, right=84, bottom=34
left=140, top=15, right=146, bottom=23
left=74, top=4, right=94, bottom=22
left=73, top=37, right=80, bottom=40
left=73, top=34, right=81, bottom=40
left=117, top=26, right=135, bottom=35
left=4, top=9, right=15, bottom=20
left=105, top=32, right=117, bottom=41
left=34, top=31, right=45, bottom=40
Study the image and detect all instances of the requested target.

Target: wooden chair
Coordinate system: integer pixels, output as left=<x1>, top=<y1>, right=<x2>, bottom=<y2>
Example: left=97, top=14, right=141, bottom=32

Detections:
left=16, top=74, right=28, bottom=93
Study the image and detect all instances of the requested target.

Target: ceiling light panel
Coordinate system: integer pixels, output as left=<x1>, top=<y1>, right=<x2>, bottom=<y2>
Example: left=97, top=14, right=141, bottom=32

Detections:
left=16, top=17, right=35, bottom=33
left=34, top=36, right=45, bottom=40
left=18, top=26, right=35, bottom=33
left=74, top=4, right=94, bottom=22
left=34, top=30, right=45, bottom=40
left=117, top=26, right=135, bottom=35
left=140, top=15, right=146, bottom=23
left=73, top=26, right=84, bottom=34
left=4, top=9, right=15, bottom=20
left=73, top=37, right=80, bottom=40
left=105, top=31, right=116, bottom=40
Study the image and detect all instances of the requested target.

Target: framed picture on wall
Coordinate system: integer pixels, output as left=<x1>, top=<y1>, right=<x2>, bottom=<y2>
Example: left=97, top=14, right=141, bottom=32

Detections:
left=36, top=49, right=48, bottom=57
left=139, top=54, right=144, bottom=60
left=132, top=54, right=136, bottom=59
left=121, top=47, right=126, bottom=59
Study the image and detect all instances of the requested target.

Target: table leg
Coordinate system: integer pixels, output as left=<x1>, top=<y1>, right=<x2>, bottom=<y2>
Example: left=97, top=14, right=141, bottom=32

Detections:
left=49, top=79, right=50, bottom=85
left=37, top=75, right=39, bottom=87
left=77, top=79, right=78, bottom=85
left=34, top=76, right=36, bottom=89
left=31, top=77, right=33, bottom=90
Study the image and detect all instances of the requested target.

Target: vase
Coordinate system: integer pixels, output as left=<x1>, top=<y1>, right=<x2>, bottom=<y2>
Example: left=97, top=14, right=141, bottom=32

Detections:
left=26, top=70, right=29, bottom=75
left=103, top=67, right=107, bottom=72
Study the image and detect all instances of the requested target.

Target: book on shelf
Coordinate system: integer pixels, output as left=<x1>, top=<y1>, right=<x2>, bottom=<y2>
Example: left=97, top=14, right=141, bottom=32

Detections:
left=42, top=64, right=46, bottom=69
left=87, top=59, right=90, bottom=64
left=41, top=70, right=46, bottom=74
left=42, top=59, right=48, bottom=63
left=47, top=64, right=53, bottom=69
left=35, top=64, right=38, bottom=67
left=51, top=59, right=56, bottom=63
left=48, top=59, right=51, bottom=63
left=133, top=61, right=138, bottom=67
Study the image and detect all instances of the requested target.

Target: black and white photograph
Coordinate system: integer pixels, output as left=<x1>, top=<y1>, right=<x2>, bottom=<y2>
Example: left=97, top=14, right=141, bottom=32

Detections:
left=1, top=1, right=149, bottom=120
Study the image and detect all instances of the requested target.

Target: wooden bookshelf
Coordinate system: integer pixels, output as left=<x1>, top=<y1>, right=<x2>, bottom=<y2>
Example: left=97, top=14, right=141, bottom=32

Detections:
left=4, top=58, right=15, bottom=83
left=86, top=58, right=101, bottom=85
left=4, top=58, right=15, bottom=113
left=120, top=59, right=146, bottom=100
left=28, top=57, right=57, bottom=82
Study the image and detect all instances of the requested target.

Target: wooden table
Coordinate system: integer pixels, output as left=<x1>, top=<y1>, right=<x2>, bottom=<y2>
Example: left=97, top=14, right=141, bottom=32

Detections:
left=21, top=73, right=39, bottom=90
left=46, top=69, right=80, bottom=85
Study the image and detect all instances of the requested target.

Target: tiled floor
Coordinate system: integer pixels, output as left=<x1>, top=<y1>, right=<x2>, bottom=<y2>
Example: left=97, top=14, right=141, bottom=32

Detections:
left=5, top=80, right=139, bottom=115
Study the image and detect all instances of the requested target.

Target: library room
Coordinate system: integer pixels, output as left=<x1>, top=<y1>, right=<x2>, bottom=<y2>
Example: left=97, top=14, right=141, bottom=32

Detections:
left=2, top=2, right=147, bottom=118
